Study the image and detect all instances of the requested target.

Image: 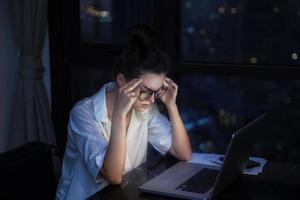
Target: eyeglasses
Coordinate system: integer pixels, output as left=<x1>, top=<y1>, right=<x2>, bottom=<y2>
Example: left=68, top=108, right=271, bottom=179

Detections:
left=139, top=86, right=168, bottom=101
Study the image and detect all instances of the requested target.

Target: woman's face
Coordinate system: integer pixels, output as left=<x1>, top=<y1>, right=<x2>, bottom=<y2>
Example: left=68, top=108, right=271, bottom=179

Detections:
left=132, top=72, right=166, bottom=112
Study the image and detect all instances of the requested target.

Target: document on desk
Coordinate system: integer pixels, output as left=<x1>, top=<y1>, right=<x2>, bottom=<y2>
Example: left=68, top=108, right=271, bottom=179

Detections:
left=188, top=153, right=267, bottom=175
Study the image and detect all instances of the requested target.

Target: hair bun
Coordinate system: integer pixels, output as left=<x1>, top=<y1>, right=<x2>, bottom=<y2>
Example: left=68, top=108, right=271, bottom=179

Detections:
left=128, top=24, right=156, bottom=49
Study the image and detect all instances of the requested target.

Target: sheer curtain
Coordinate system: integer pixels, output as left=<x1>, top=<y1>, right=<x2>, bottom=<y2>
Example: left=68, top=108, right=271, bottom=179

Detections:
left=8, top=0, right=56, bottom=150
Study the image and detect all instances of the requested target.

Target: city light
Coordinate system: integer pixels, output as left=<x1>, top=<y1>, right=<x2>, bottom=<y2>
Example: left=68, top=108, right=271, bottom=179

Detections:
left=250, top=57, right=258, bottom=64
left=273, top=6, right=280, bottom=13
left=292, top=53, right=298, bottom=60
left=218, top=6, right=225, bottom=14
left=187, top=26, right=195, bottom=33
left=230, top=7, right=238, bottom=15
left=185, top=1, right=192, bottom=8
left=83, top=6, right=112, bottom=22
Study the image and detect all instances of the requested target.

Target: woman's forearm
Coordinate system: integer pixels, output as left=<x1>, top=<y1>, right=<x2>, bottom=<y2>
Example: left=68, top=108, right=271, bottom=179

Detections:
left=101, top=112, right=127, bottom=184
left=167, top=104, right=192, bottom=161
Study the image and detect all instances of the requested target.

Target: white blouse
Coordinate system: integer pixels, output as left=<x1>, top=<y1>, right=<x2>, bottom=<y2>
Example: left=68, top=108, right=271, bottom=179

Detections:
left=56, top=82, right=172, bottom=200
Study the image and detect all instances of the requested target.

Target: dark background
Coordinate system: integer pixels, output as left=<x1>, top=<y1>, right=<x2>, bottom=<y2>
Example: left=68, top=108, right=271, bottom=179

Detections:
left=48, top=0, right=300, bottom=163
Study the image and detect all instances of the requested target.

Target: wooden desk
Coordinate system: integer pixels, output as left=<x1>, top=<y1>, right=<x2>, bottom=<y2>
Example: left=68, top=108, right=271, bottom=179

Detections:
left=88, top=155, right=300, bottom=200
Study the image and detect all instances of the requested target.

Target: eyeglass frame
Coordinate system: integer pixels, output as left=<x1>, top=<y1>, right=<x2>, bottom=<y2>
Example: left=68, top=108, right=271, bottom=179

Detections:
left=138, top=85, right=168, bottom=101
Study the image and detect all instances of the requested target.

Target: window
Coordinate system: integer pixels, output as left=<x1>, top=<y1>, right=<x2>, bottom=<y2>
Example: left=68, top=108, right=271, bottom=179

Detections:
left=177, top=74, right=300, bottom=162
left=180, top=0, right=300, bottom=66
left=80, top=0, right=154, bottom=44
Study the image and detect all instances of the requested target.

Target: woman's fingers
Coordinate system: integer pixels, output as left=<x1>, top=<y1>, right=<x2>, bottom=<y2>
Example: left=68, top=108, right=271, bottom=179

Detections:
left=129, top=91, right=137, bottom=97
left=165, top=77, right=176, bottom=85
left=163, top=79, right=169, bottom=86
left=164, top=77, right=178, bottom=90
left=134, top=88, right=140, bottom=98
left=164, top=77, right=174, bottom=86
left=123, top=78, right=142, bottom=93
left=165, top=77, right=172, bottom=82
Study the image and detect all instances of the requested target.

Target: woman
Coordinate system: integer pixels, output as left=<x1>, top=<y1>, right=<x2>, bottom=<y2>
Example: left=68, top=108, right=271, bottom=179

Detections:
left=56, top=24, right=192, bottom=200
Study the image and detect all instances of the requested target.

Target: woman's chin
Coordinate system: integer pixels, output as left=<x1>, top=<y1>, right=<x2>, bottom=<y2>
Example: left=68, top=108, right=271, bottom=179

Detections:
left=135, top=106, right=149, bottom=112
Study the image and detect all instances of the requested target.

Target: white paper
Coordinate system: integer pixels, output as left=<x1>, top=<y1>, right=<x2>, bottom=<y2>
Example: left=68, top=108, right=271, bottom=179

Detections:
left=188, top=153, right=267, bottom=175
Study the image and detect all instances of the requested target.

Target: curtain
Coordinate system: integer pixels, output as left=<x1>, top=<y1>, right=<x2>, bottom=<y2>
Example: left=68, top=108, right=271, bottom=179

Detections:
left=0, top=0, right=19, bottom=153
left=8, top=0, right=56, bottom=149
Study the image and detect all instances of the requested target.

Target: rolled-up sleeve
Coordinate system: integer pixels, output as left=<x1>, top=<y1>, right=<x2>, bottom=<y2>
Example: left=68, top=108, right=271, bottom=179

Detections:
left=68, top=105, right=108, bottom=182
left=147, top=104, right=172, bottom=155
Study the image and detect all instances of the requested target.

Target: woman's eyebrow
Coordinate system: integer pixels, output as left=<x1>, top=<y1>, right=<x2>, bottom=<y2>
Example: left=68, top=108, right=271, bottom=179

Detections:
left=142, top=85, right=161, bottom=92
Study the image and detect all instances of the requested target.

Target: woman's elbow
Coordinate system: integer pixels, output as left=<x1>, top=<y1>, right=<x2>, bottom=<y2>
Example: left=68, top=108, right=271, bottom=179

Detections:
left=180, top=149, right=192, bottom=161
left=108, top=176, right=123, bottom=185
left=100, top=168, right=123, bottom=185
left=185, top=153, right=193, bottom=161
left=180, top=152, right=192, bottom=161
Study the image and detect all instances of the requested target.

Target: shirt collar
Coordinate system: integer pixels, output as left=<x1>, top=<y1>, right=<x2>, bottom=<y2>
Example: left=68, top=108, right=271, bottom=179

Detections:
left=92, top=82, right=116, bottom=123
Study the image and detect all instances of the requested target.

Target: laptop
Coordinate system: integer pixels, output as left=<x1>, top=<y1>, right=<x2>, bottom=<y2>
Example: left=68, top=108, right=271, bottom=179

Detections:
left=139, top=113, right=266, bottom=200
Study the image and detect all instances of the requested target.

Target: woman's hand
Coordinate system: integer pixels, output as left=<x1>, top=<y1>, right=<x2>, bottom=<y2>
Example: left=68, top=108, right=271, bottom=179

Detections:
left=114, top=78, right=142, bottom=115
left=160, top=77, right=178, bottom=108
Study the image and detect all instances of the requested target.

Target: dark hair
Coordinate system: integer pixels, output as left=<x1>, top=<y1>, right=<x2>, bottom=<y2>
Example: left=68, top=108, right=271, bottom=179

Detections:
left=113, top=24, right=170, bottom=80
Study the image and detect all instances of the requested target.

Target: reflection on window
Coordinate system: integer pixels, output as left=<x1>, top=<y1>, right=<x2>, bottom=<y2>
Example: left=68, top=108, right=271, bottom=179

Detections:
left=177, top=74, right=300, bottom=162
left=181, top=0, right=300, bottom=65
left=80, top=0, right=154, bottom=44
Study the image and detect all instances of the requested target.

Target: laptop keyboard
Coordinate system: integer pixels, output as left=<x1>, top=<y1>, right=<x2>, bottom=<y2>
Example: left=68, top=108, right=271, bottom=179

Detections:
left=175, top=168, right=218, bottom=194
